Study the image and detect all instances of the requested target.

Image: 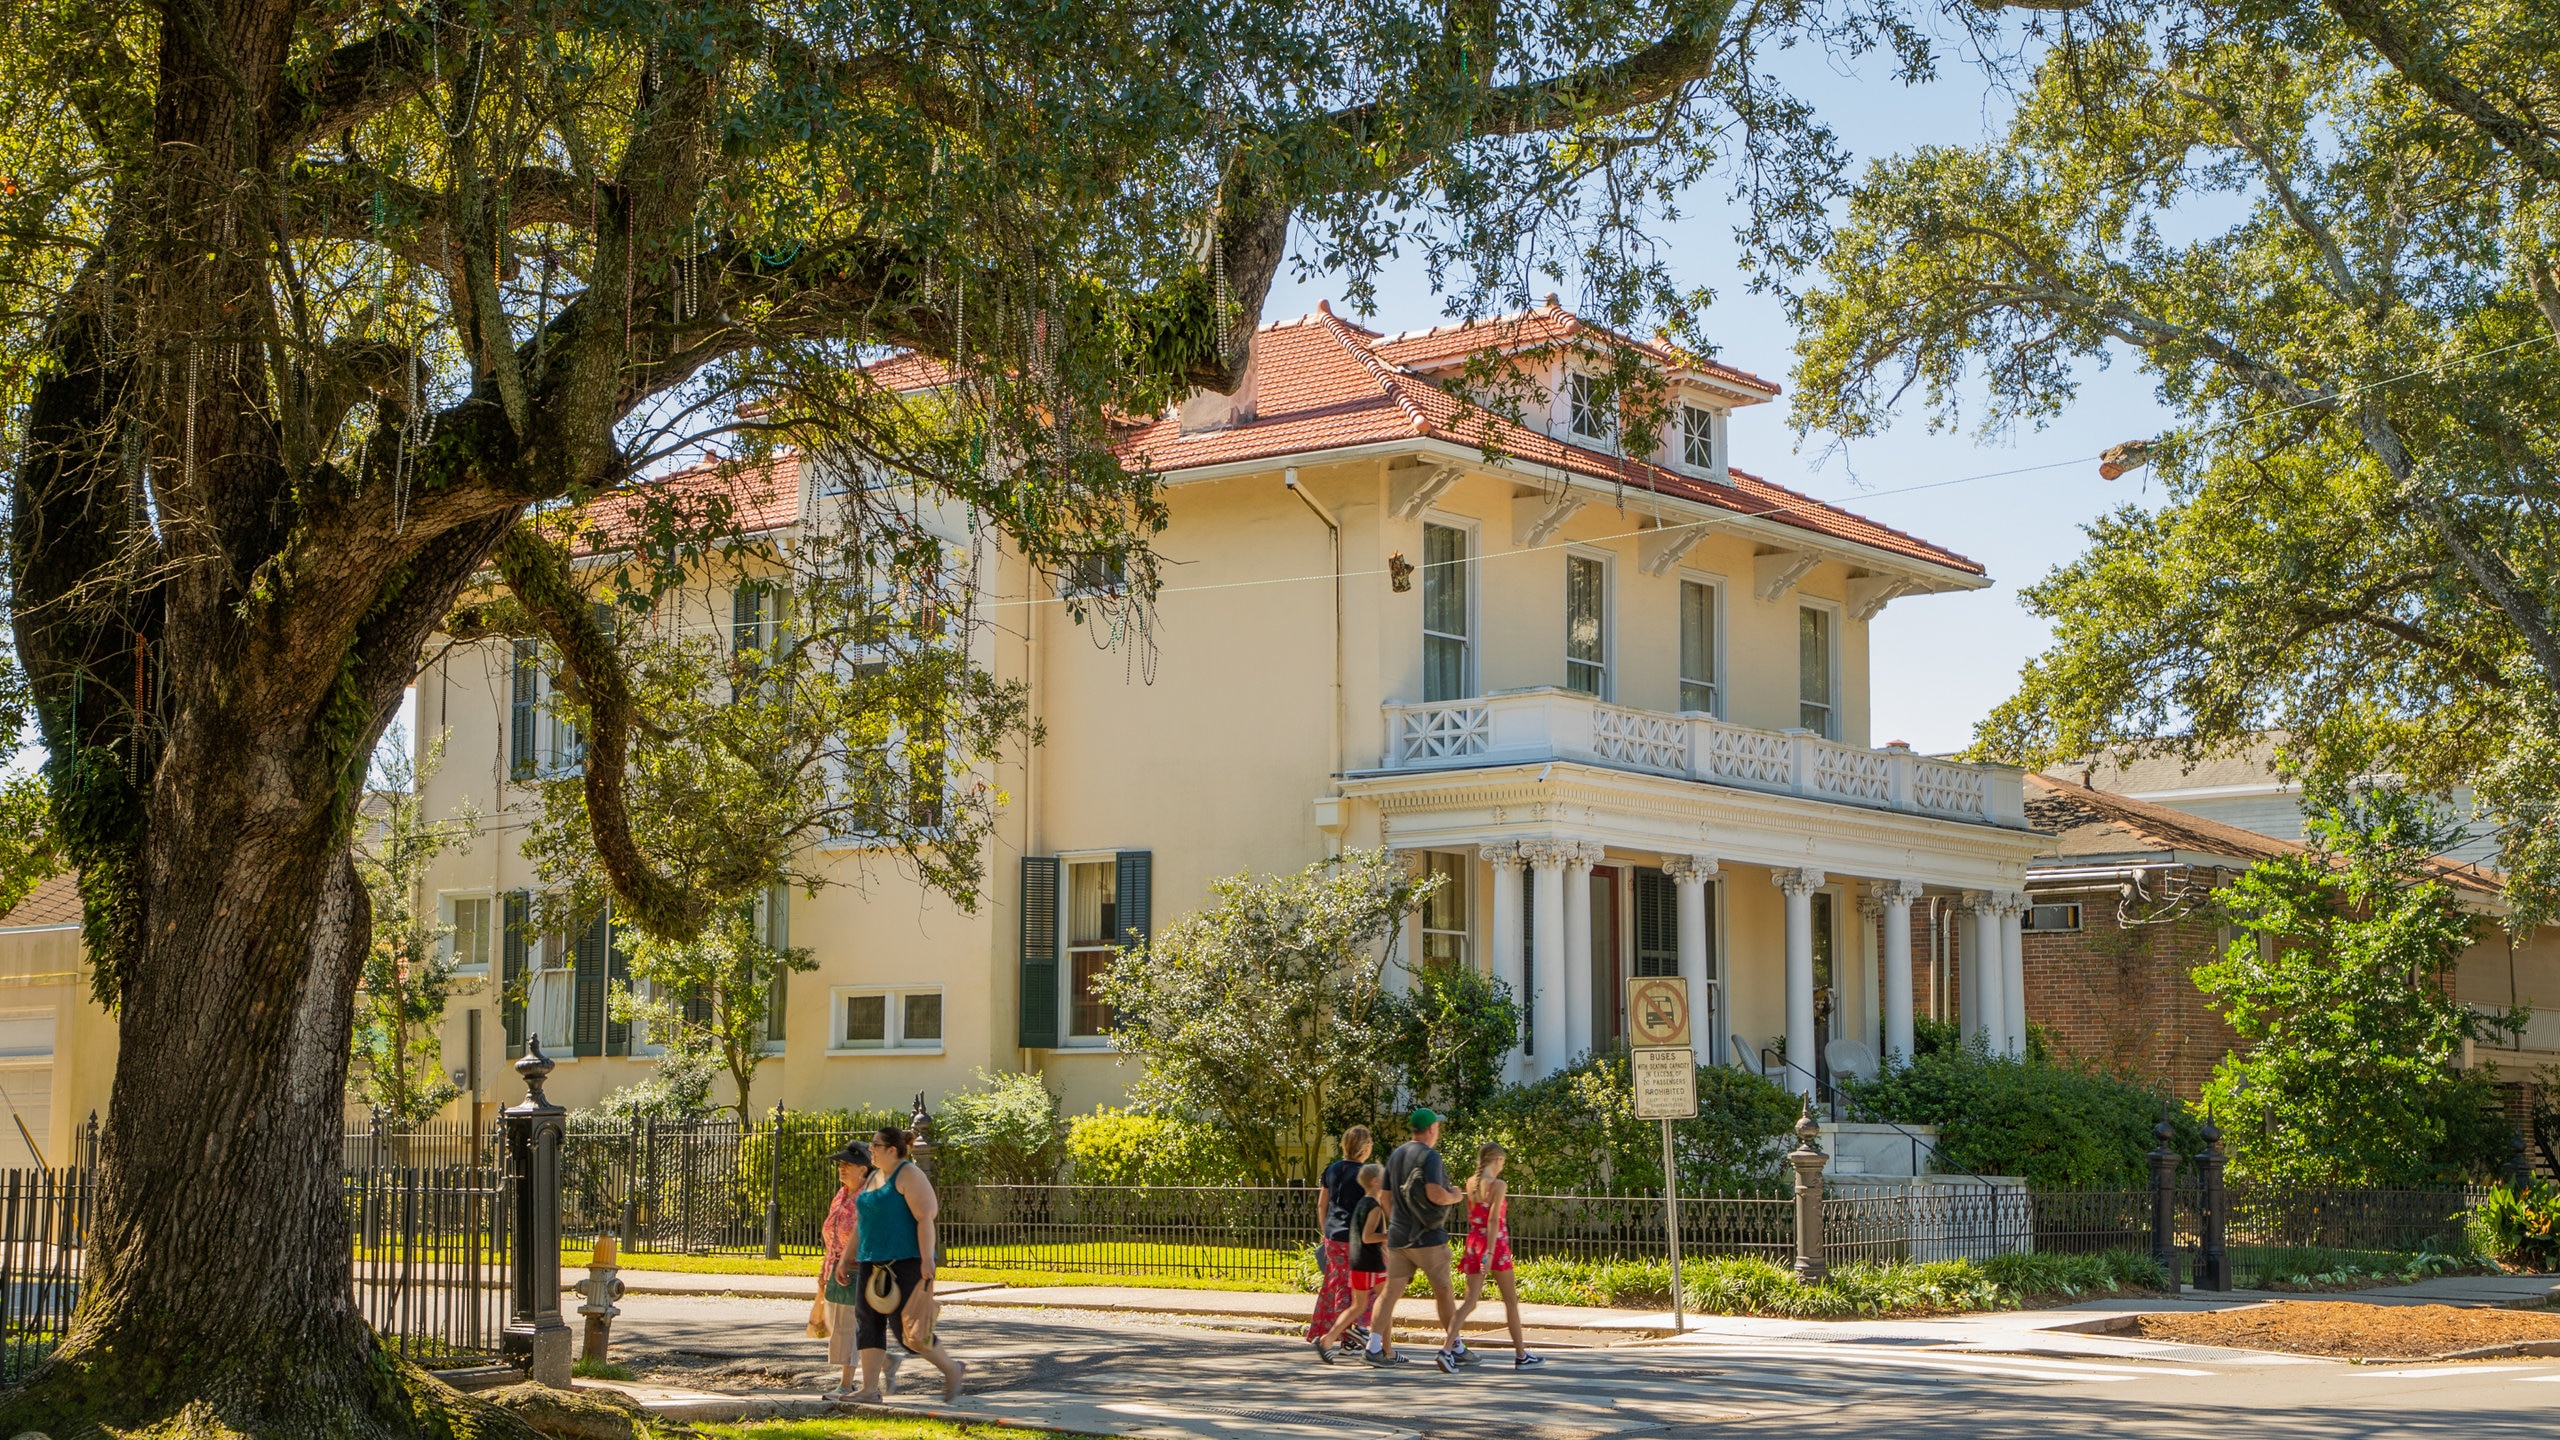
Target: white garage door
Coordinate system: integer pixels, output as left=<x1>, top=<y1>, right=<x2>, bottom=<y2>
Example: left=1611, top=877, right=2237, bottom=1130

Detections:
left=0, top=1011, right=59, bottom=1170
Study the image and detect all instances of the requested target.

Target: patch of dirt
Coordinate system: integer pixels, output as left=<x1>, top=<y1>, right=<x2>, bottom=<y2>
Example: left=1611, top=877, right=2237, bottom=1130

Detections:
left=2133, top=1301, right=2560, bottom=1359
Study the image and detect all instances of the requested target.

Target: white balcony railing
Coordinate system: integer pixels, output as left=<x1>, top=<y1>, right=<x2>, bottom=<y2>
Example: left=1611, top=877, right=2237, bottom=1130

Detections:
left=1377, top=688, right=2026, bottom=828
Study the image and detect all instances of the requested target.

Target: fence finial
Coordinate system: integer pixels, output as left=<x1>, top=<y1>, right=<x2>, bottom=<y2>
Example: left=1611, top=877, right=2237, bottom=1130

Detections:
left=516, top=1033, right=557, bottom=1109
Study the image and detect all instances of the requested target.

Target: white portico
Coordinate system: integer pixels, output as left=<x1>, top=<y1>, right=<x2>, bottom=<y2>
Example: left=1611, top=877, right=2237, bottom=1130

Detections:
left=1344, top=689, right=2049, bottom=1095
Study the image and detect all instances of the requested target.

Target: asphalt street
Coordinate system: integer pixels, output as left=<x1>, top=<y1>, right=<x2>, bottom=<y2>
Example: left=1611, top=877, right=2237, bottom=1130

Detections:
left=601, top=1290, right=2560, bottom=1440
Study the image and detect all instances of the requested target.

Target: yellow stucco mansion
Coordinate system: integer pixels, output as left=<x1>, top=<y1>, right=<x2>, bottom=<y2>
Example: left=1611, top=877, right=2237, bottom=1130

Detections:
left=397, top=298, right=2046, bottom=1126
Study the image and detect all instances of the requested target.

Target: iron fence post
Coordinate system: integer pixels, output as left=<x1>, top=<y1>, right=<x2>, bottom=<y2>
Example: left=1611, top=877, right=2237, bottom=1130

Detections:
left=2148, top=1116, right=2182, bottom=1289
left=911, top=1093, right=939, bottom=1266
left=501, top=1036, right=572, bottom=1387
left=2196, top=1119, right=2230, bottom=1292
left=1788, top=1100, right=1827, bottom=1284
left=763, top=1102, right=785, bottom=1260
left=620, top=1118, right=640, bottom=1254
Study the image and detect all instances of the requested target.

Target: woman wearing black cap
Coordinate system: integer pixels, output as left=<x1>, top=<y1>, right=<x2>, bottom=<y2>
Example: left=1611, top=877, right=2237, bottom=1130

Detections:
left=817, top=1141, right=885, bottom=1401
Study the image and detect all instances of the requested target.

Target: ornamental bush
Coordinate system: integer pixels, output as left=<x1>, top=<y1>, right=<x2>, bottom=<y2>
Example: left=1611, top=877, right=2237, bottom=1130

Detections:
left=2471, top=1181, right=2560, bottom=1272
left=933, top=1069, right=1068, bottom=1186
left=1450, top=1053, right=1798, bottom=1195
left=1065, top=1108, right=1250, bottom=1187
left=1844, top=1035, right=2194, bottom=1188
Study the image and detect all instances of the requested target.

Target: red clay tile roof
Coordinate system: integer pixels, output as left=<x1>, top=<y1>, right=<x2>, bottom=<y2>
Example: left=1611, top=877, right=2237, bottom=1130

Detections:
left=830, top=299, right=1980, bottom=576
left=0, top=872, right=79, bottom=930
left=1367, top=300, right=1781, bottom=397
left=571, top=451, right=802, bottom=548
left=1110, top=304, right=1981, bottom=576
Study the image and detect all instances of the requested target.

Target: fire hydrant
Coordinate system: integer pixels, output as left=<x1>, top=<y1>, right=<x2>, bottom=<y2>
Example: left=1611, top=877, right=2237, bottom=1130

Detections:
left=573, top=1237, right=626, bottom=1364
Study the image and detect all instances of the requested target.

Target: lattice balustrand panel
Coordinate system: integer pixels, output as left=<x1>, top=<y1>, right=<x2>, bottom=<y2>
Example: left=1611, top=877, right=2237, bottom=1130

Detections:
left=1809, top=742, right=1892, bottom=803
left=1910, top=761, right=1988, bottom=817
left=1397, top=703, right=1491, bottom=762
left=1589, top=704, right=1691, bottom=772
left=1703, top=724, right=1795, bottom=788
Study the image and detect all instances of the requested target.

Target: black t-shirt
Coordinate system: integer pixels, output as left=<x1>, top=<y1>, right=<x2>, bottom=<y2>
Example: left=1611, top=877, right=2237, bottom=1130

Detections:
left=1346, top=1195, right=1387, bottom=1272
left=1383, top=1141, right=1454, bottom=1248
left=1320, top=1158, right=1365, bottom=1242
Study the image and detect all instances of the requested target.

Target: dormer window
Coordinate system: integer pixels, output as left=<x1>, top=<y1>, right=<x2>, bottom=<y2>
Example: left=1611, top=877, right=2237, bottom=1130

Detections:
left=1565, top=372, right=1614, bottom=444
left=1680, top=404, right=1717, bottom=473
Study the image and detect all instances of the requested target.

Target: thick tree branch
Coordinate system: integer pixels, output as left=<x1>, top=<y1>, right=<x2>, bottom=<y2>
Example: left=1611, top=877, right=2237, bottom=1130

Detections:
left=2325, top=0, right=2560, bottom=185
left=279, top=25, right=432, bottom=150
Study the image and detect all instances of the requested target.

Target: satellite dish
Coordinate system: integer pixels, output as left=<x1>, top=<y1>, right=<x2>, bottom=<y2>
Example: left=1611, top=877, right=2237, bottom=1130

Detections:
left=1825, top=1038, right=1878, bottom=1081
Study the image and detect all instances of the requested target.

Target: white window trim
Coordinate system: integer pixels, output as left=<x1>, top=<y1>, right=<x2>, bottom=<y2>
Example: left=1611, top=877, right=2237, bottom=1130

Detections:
left=438, top=890, right=496, bottom=975
left=1560, top=368, right=1618, bottom=447
left=1563, top=544, right=1616, bottom=701
left=1418, top=510, right=1480, bottom=703
left=1057, top=849, right=1125, bottom=1052
left=1797, top=597, right=1844, bottom=741
left=1416, top=850, right=1472, bottom=970
left=826, top=984, right=947, bottom=1055
left=1676, top=567, right=1728, bottom=719
left=1669, top=401, right=1725, bottom=479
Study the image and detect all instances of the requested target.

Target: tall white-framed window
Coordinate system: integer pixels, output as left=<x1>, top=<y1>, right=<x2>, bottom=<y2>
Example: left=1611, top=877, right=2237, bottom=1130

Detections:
left=1798, top=603, right=1837, bottom=738
left=525, top=925, right=578, bottom=1053
left=1565, top=550, right=1610, bottom=697
left=1679, top=577, right=1720, bottom=715
left=443, top=894, right=493, bottom=974
left=1421, top=520, right=1473, bottom=703
left=754, top=883, right=790, bottom=1051
left=1678, top=403, right=1718, bottom=474
left=1065, top=857, right=1120, bottom=1044
left=1418, top=852, right=1470, bottom=968
left=510, top=641, right=582, bottom=780
left=830, top=985, right=945, bottom=1053
left=1564, top=371, right=1615, bottom=444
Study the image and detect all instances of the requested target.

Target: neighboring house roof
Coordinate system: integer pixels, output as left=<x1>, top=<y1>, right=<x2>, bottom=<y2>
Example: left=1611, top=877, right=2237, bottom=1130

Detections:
left=2026, top=773, right=2304, bottom=870
left=2024, top=773, right=2503, bottom=899
left=857, top=299, right=1981, bottom=578
left=2047, top=737, right=2292, bottom=797
left=570, top=450, right=804, bottom=550
left=0, top=873, right=79, bottom=931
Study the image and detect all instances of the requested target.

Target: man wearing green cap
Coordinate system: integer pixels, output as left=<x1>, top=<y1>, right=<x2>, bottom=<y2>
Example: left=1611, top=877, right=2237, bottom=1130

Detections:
left=1366, top=1108, right=1468, bottom=1370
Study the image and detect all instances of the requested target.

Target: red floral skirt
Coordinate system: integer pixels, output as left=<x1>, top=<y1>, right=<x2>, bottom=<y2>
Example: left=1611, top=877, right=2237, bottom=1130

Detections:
left=1306, top=1238, right=1354, bottom=1340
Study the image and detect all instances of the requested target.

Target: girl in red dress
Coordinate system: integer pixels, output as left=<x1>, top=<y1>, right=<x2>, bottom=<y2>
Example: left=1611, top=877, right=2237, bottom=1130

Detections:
left=1450, top=1142, right=1541, bottom=1368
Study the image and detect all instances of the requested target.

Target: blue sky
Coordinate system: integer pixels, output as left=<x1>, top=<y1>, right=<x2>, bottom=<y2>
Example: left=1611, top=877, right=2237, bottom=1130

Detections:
left=1266, top=35, right=2177, bottom=754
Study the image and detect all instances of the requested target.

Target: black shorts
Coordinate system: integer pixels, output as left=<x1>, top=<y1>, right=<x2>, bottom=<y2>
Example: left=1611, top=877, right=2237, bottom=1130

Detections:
left=853, top=1257, right=924, bottom=1352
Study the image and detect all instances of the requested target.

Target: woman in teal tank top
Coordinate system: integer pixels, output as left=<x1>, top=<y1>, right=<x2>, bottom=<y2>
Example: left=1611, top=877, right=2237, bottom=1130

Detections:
left=849, top=1126, right=965, bottom=1402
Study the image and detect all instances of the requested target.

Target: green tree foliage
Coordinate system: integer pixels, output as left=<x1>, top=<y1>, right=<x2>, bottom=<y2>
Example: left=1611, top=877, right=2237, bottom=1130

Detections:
left=1098, top=849, right=1426, bottom=1182
left=1454, top=1054, right=1800, bottom=1194
left=1789, top=13, right=2560, bottom=917
left=0, top=649, right=55, bottom=917
left=933, top=1068, right=1067, bottom=1186
left=1064, top=1108, right=1250, bottom=1188
left=1846, top=1032, right=2194, bottom=1188
left=349, top=730, right=478, bottom=1125
left=1377, top=959, right=1519, bottom=1121
left=2199, top=786, right=2521, bottom=1185
left=614, top=900, right=814, bottom=1121
left=0, top=0, right=2131, bottom=1421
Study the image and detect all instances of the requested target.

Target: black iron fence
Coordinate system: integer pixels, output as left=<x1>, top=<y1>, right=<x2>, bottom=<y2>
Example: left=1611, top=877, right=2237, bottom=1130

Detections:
left=0, top=1160, right=510, bottom=1380
left=346, top=1165, right=510, bottom=1367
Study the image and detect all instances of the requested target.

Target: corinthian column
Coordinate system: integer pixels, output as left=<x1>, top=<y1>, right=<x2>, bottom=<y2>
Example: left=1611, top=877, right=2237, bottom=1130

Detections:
left=1664, top=856, right=1719, bottom=1063
left=1521, top=840, right=1572, bottom=1079
left=1773, top=868, right=1826, bottom=1098
left=1484, top=843, right=1527, bottom=1080
left=1872, top=880, right=1923, bottom=1065
left=2000, top=890, right=2029, bottom=1059
left=1563, top=842, right=1602, bottom=1062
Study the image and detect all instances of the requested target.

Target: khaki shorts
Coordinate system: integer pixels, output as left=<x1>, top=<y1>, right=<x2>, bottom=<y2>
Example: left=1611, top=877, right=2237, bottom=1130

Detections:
left=825, top=1300, right=864, bottom=1365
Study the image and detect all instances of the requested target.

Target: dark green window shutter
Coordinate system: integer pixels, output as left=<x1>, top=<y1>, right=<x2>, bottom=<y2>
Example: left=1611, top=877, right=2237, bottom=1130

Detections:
left=604, top=909, right=631, bottom=1056
left=573, top=909, right=608, bottom=1057
left=501, top=891, right=528, bottom=1052
left=763, top=884, right=789, bottom=1045
left=1018, top=856, right=1059, bottom=1049
left=682, top=986, right=712, bottom=1028
left=509, top=639, right=539, bottom=780
left=1113, top=850, right=1152, bottom=950
left=1634, top=870, right=1678, bottom=978
left=730, top=584, right=764, bottom=703
left=1521, top=880, right=1535, bottom=1057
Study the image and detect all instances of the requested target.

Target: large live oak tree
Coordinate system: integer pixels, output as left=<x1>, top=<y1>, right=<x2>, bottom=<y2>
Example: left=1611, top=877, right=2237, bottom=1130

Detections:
left=0, top=0, right=2059, bottom=1431
left=1788, top=3, right=2560, bottom=917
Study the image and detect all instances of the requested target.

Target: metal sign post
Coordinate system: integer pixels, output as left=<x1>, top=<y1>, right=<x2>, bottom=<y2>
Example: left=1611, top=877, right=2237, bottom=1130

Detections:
left=1628, top=978, right=1699, bottom=1335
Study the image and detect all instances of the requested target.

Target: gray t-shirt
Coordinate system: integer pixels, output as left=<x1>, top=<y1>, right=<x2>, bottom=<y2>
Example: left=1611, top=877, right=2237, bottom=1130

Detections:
left=1383, top=1140, right=1454, bottom=1248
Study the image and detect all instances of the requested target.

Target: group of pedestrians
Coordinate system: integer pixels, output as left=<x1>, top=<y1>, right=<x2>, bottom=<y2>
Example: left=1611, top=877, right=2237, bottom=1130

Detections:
left=1305, top=1108, right=1541, bottom=1374
left=814, top=1125, right=966, bottom=1403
